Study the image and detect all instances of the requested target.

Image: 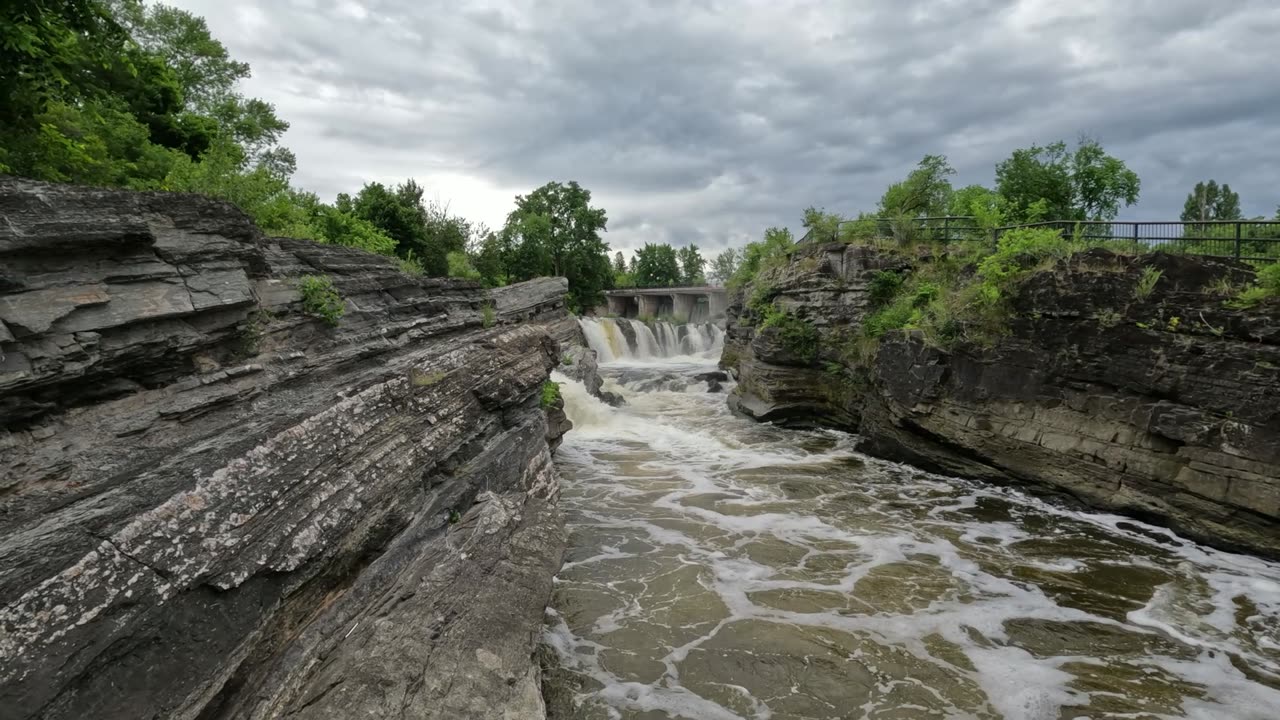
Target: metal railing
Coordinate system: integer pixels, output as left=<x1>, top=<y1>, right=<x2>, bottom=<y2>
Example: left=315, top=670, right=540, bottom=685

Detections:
left=992, top=220, right=1280, bottom=261
left=800, top=216, right=1280, bottom=261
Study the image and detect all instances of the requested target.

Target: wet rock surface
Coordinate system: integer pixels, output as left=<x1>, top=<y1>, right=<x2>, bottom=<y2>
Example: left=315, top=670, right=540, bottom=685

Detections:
left=723, top=241, right=1280, bottom=557
left=0, top=178, right=569, bottom=719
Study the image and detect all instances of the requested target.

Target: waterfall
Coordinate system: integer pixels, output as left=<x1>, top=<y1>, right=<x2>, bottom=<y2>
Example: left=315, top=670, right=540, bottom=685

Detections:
left=579, top=317, right=724, bottom=362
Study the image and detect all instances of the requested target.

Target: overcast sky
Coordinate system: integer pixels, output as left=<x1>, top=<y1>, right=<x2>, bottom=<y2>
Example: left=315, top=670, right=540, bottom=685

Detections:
left=171, top=0, right=1280, bottom=256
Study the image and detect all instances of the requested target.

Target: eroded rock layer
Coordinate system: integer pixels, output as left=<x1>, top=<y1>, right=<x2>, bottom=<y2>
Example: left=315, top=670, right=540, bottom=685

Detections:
left=724, top=241, right=1280, bottom=557
left=0, top=178, right=568, bottom=719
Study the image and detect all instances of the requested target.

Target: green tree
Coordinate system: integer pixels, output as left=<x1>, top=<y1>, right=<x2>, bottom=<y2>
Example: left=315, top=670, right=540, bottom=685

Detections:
left=501, top=181, right=612, bottom=310
left=114, top=1, right=287, bottom=158
left=728, top=228, right=793, bottom=288
left=0, top=0, right=201, bottom=183
left=1069, top=138, right=1140, bottom=221
left=708, top=248, right=739, bottom=286
left=613, top=251, right=627, bottom=274
left=995, top=138, right=1139, bottom=222
left=878, top=155, right=955, bottom=218
left=1181, top=180, right=1242, bottom=222
left=678, top=244, right=706, bottom=285
left=470, top=229, right=506, bottom=287
left=802, top=207, right=843, bottom=241
left=633, top=243, right=682, bottom=287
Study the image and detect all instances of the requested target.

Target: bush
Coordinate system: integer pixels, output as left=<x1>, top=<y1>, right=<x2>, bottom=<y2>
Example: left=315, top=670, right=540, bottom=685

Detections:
left=1134, top=267, right=1162, bottom=300
left=481, top=303, right=496, bottom=328
left=540, top=380, right=561, bottom=408
left=447, top=251, right=482, bottom=281
left=976, top=227, right=1074, bottom=304
left=398, top=250, right=426, bottom=276
left=298, top=275, right=344, bottom=326
left=867, top=270, right=904, bottom=307
left=1226, top=261, right=1280, bottom=308
left=1258, top=262, right=1280, bottom=294
left=760, top=305, right=819, bottom=363
left=728, top=227, right=794, bottom=289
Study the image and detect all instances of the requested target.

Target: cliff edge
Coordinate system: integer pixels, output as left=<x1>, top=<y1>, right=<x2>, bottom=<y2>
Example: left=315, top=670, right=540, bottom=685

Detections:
left=724, top=240, right=1280, bottom=558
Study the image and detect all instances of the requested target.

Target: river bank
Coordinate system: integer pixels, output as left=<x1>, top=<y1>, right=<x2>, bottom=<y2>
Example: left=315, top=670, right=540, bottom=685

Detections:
left=721, top=241, right=1280, bottom=558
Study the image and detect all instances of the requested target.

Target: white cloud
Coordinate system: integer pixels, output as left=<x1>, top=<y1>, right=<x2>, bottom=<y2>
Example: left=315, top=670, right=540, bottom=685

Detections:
left=170, top=0, right=1280, bottom=253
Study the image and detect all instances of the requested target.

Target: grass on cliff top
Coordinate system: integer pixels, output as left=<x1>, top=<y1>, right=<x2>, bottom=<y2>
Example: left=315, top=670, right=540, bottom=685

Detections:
left=858, top=226, right=1280, bottom=352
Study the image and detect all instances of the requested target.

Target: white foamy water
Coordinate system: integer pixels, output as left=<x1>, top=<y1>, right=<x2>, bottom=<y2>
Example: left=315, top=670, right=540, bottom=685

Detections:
left=579, top=317, right=723, bottom=362
left=545, top=358, right=1280, bottom=720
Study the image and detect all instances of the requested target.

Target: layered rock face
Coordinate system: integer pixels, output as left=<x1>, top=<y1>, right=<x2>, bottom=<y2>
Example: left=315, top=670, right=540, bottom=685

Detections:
left=0, top=178, right=569, bottom=719
left=724, top=241, right=1280, bottom=557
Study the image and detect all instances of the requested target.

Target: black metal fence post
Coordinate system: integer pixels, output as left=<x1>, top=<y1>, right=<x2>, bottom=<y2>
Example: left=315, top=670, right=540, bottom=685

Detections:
left=1234, top=222, right=1242, bottom=259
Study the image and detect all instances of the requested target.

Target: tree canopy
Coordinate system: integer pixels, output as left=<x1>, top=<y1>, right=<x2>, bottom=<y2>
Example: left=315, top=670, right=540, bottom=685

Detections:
left=1181, top=180, right=1242, bottom=222
left=994, top=138, right=1140, bottom=222
left=499, top=181, right=612, bottom=309
left=633, top=243, right=682, bottom=287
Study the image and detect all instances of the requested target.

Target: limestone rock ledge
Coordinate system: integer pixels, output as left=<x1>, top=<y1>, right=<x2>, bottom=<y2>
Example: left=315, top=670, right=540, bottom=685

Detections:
left=0, top=178, right=567, bottom=719
left=724, top=241, right=1280, bottom=557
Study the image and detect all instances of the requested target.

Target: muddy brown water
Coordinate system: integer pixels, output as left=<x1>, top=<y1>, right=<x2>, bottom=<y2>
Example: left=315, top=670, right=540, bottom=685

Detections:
left=544, top=347, right=1280, bottom=720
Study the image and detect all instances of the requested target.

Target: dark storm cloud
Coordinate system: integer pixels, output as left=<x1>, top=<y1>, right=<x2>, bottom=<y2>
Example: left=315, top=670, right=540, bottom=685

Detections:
left=173, top=0, right=1280, bottom=254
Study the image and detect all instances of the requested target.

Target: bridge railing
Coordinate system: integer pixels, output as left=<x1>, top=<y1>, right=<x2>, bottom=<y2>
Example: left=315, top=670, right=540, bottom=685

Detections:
left=799, top=216, right=1280, bottom=261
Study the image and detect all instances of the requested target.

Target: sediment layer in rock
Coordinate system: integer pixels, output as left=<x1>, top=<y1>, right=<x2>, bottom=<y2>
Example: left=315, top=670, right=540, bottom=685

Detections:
left=0, top=178, right=569, bottom=719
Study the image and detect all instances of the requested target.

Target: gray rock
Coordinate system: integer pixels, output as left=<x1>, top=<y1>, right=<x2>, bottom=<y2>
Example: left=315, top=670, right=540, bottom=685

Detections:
left=723, top=241, right=1280, bottom=557
left=0, top=178, right=569, bottom=719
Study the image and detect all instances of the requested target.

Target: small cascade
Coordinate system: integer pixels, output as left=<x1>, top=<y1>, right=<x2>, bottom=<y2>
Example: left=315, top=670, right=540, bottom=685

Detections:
left=578, top=317, right=725, bottom=362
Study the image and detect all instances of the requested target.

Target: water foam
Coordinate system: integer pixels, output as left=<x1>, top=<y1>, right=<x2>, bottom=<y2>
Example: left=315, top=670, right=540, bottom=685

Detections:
left=545, top=361, right=1280, bottom=719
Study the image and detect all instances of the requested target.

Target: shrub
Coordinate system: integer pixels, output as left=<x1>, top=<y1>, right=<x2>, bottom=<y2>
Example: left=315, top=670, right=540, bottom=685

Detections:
left=728, top=228, right=794, bottom=289
left=976, top=227, right=1074, bottom=304
left=760, top=305, right=819, bottom=363
left=298, top=275, right=344, bottom=326
left=1134, top=267, right=1162, bottom=300
left=540, top=380, right=561, bottom=408
left=481, top=303, right=496, bottom=328
left=447, top=251, right=482, bottom=281
left=398, top=250, right=425, bottom=276
left=867, top=270, right=904, bottom=307
left=1258, top=262, right=1280, bottom=294
left=1223, top=262, right=1280, bottom=309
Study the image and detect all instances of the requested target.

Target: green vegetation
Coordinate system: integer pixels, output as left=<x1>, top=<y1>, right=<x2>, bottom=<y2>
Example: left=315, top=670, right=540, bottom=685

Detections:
left=859, top=227, right=1077, bottom=349
left=297, top=275, right=344, bottom=326
left=561, top=353, right=574, bottom=365
left=995, top=138, right=1140, bottom=222
left=728, top=228, right=795, bottom=289
left=1182, top=180, right=1241, bottom=222
left=1226, top=262, right=1280, bottom=308
left=481, top=303, right=496, bottom=328
left=1134, top=267, right=1163, bottom=300
left=410, top=369, right=447, bottom=387
left=758, top=304, right=819, bottom=363
left=624, top=242, right=707, bottom=287
left=2, top=2, right=621, bottom=309
left=709, top=247, right=740, bottom=285
left=540, top=380, right=562, bottom=409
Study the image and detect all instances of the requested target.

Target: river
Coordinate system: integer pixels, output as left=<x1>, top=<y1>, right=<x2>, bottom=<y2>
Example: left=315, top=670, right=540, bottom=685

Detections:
left=544, top=318, right=1280, bottom=720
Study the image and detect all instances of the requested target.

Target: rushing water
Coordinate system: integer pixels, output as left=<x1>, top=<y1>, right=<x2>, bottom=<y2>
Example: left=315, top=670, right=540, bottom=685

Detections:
left=544, top=329, right=1280, bottom=720
left=580, top=317, right=723, bottom=362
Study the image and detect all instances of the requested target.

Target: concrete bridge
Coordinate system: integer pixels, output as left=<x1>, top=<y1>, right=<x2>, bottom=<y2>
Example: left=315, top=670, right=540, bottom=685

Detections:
left=604, top=286, right=728, bottom=323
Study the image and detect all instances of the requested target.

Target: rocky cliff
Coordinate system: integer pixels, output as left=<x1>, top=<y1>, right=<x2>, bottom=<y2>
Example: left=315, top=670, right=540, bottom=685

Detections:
left=724, top=241, right=1280, bottom=557
left=0, top=178, right=573, bottom=719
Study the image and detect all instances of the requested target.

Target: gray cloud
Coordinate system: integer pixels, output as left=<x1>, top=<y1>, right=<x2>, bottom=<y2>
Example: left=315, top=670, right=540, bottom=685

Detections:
left=171, top=0, right=1280, bottom=256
